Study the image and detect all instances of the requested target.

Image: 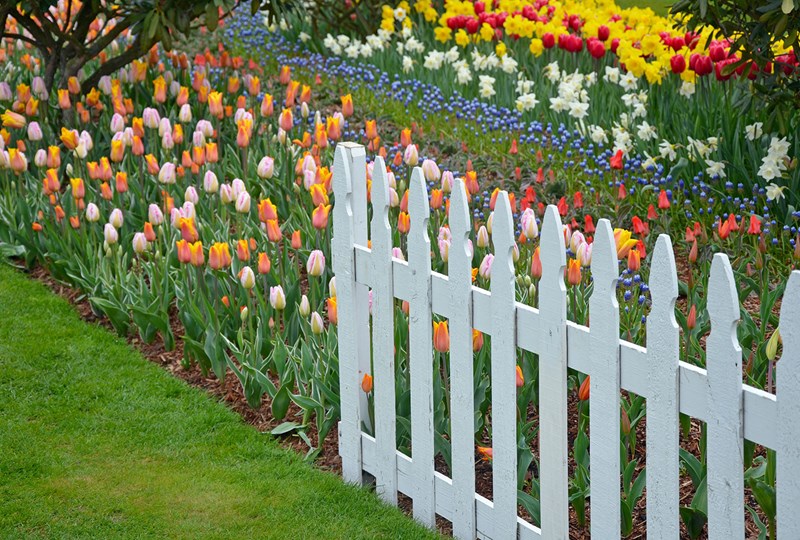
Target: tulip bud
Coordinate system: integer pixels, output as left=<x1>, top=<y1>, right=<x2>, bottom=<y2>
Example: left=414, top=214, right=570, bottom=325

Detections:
left=104, top=223, right=118, bottom=244
left=240, top=266, right=256, bottom=289
left=403, top=144, right=419, bottom=166
left=27, top=121, right=43, bottom=141
left=310, top=311, right=325, bottom=334
left=307, top=249, right=325, bottom=276
left=236, top=192, right=251, bottom=213
left=184, top=186, right=199, bottom=205
left=179, top=104, right=192, bottom=123
left=299, top=294, right=311, bottom=316
left=240, top=306, right=249, bottom=322
left=766, top=328, right=781, bottom=361
left=270, top=285, right=286, bottom=310
left=148, top=203, right=164, bottom=225
left=361, top=373, right=373, bottom=393
left=132, top=232, right=148, bottom=254
left=257, top=156, right=275, bottom=179
left=329, top=276, right=337, bottom=298
left=85, top=203, right=100, bottom=222
left=476, top=225, right=489, bottom=248
left=34, top=148, right=46, bottom=167
left=109, top=208, right=124, bottom=228
left=203, top=170, right=219, bottom=193
left=421, top=159, right=441, bottom=182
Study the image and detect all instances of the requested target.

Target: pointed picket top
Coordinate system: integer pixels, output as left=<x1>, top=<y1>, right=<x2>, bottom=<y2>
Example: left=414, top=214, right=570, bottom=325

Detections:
left=706, top=252, right=744, bottom=540
left=332, top=143, right=354, bottom=248
left=707, top=253, right=740, bottom=329
left=370, top=156, right=390, bottom=225
left=649, top=235, right=679, bottom=314
left=491, top=191, right=515, bottom=264
left=541, top=205, right=567, bottom=283
left=449, top=178, right=471, bottom=263
left=409, top=167, right=431, bottom=244
left=588, top=218, right=621, bottom=540
left=538, top=204, right=569, bottom=538
left=447, top=177, right=476, bottom=539
left=590, top=218, right=619, bottom=301
left=777, top=271, right=800, bottom=538
left=646, top=234, right=680, bottom=539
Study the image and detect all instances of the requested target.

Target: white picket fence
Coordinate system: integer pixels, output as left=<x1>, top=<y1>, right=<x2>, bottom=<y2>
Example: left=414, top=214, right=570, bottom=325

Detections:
left=331, top=142, right=800, bottom=539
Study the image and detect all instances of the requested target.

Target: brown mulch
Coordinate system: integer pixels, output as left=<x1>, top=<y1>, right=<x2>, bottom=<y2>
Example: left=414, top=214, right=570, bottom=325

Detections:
left=26, top=264, right=769, bottom=539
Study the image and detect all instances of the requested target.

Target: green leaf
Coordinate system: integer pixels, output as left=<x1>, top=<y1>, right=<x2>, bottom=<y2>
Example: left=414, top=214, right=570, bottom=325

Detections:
left=517, top=490, right=541, bottom=526
left=679, top=507, right=707, bottom=539
left=206, top=3, right=219, bottom=31
left=272, top=384, right=291, bottom=421
left=271, top=421, right=300, bottom=436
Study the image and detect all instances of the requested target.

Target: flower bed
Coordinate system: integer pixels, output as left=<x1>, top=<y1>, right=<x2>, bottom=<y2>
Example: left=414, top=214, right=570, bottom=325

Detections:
left=0, top=3, right=792, bottom=537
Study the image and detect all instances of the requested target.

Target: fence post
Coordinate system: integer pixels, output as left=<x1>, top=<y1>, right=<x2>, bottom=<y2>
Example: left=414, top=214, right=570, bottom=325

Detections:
left=538, top=205, right=569, bottom=538
left=490, top=192, right=518, bottom=538
left=369, top=157, right=397, bottom=505
left=407, top=166, right=435, bottom=527
left=448, top=178, right=477, bottom=539
left=332, top=142, right=370, bottom=485
left=706, top=253, right=744, bottom=539
left=646, top=234, right=680, bottom=539
left=777, top=271, right=800, bottom=537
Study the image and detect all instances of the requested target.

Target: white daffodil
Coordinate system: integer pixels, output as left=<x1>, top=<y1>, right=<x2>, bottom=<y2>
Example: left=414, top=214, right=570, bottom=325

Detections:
left=766, top=183, right=787, bottom=201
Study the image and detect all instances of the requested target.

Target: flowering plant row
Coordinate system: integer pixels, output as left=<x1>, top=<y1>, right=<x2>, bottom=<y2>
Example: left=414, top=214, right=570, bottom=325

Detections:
left=0, top=6, right=788, bottom=535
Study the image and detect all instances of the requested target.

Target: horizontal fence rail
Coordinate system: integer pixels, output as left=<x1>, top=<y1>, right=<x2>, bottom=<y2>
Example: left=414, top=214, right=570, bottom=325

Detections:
left=331, top=143, right=800, bottom=539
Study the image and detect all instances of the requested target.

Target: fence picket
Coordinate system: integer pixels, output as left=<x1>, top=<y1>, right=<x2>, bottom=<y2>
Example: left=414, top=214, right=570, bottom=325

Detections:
left=407, top=166, right=436, bottom=527
left=539, top=205, right=569, bottom=538
left=777, top=271, right=800, bottom=538
left=447, top=178, right=477, bottom=539
left=490, top=192, right=519, bottom=538
left=589, top=218, right=621, bottom=539
left=369, top=157, right=397, bottom=505
left=706, top=253, right=744, bottom=539
left=646, top=234, right=680, bottom=539
left=332, top=142, right=369, bottom=485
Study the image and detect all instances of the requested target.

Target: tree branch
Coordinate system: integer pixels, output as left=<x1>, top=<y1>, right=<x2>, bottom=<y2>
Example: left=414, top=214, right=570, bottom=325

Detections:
left=81, top=37, right=150, bottom=94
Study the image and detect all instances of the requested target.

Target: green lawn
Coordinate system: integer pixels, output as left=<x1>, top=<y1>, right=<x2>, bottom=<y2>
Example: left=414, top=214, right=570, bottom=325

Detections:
left=0, top=264, right=437, bottom=539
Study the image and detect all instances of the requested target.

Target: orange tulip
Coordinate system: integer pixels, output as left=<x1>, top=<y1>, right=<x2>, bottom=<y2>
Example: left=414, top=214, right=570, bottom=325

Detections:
left=209, top=242, right=232, bottom=270
left=433, top=321, right=450, bottom=352
left=530, top=247, right=542, bottom=279
left=236, top=239, right=250, bottom=261
left=266, top=219, right=282, bottom=242
left=516, top=365, right=524, bottom=387
left=365, top=119, right=378, bottom=140
left=189, top=241, right=204, bottom=267
left=361, top=373, right=373, bottom=394
left=627, top=249, right=641, bottom=272
left=578, top=376, right=590, bottom=401
left=47, top=146, right=61, bottom=168
left=327, top=297, right=338, bottom=324
left=477, top=446, right=493, bottom=462
left=430, top=189, right=444, bottom=210
left=143, top=222, right=156, bottom=242
left=397, top=211, right=410, bottom=234
left=472, top=329, right=484, bottom=352
left=57, top=89, right=71, bottom=109
left=326, top=116, right=341, bottom=141
left=60, top=127, right=79, bottom=149
left=208, top=91, right=223, bottom=118
left=312, top=203, right=331, bottom=230
left=110, top=139, right=124, bottom=162
left=179, top=217, right=199, bottom=242
left=258, top=198, right=278, bottom=222
left=258, top=252, right=271, bottom=274
left=341, top=94, right=354, bottom=117
left=567, top=258, right=581, bottom=286
left=153, top=76, right=167, bottom=103
left=400, top=128, right=412, bottom=147
left=291, top=230, right=302, bottom=249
